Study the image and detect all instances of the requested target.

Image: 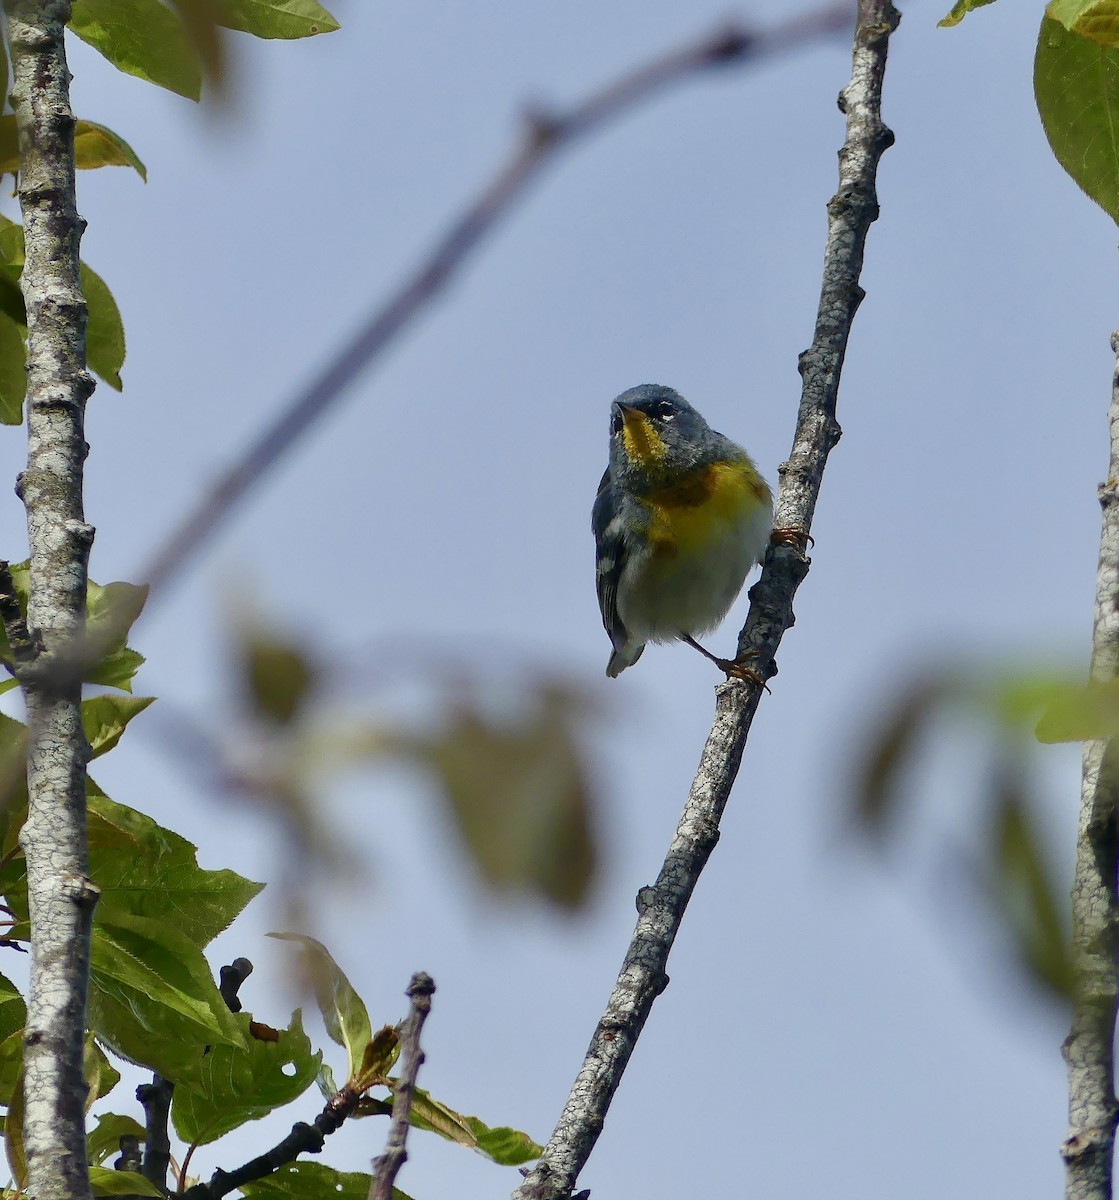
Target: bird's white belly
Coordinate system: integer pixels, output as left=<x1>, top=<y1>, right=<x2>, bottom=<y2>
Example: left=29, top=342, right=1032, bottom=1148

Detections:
left=617, top=504, right=770, bottom=644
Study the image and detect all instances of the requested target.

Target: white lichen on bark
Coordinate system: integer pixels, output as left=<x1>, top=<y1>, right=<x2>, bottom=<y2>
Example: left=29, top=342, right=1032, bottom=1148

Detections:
left=1062, top=330, right=1119, bottom=1200
left=4, top=2, right=97, bottom=1198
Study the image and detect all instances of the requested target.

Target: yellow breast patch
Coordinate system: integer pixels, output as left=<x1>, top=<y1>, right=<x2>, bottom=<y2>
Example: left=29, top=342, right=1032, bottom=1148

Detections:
left=643, top=461, right=769, bottom=558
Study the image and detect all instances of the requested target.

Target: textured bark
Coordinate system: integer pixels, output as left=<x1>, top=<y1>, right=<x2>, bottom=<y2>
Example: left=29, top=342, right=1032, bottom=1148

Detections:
left=1061, top=330, right=1119, bottom=1200
left=512, top=5, right=899, bottom=1198
left=4, top=2, right=97, bottom=1198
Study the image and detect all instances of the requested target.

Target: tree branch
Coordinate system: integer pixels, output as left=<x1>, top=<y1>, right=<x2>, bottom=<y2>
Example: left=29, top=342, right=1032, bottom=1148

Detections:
left=369, top=972, right=434, bottom=1200
left=1061, top=329, right=1119, bottom=1200
left=512, top=4, right=899, bottom=1198
left=137, top=3, right=855, bottom=600
left=137, top=1077, right=174, bottom=1192
left=3, top=3, right=97, bottom=1200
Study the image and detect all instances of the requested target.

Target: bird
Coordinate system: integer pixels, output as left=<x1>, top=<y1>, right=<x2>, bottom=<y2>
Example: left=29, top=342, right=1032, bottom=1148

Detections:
left=592, top=384, right=773, bottom=678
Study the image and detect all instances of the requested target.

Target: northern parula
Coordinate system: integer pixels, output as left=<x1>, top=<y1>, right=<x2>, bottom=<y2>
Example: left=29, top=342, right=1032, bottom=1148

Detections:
left=592, top=384, right=773, bottom=677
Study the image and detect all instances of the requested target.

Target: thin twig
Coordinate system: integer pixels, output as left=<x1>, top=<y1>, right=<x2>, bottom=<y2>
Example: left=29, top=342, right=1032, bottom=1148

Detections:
left=512, top=4, right=899, bottom=1197
left=137, top=3, right=854, bottom=600
left=1061, top=331, right=1119, bottom=1200
left=181, top=1086, right=364, bottom=1200
left=369, top=972, right=435, bottom=1200
left=3, top=4, right=98, bottom=1200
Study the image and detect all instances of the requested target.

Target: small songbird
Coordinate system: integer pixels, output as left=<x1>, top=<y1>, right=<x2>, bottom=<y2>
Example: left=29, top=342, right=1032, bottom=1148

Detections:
left=592, top=384, right=773, bottom=678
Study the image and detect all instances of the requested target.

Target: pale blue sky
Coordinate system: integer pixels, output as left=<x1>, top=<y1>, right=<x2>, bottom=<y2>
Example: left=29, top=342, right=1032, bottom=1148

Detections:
left=0, top=1, right=1107, bottom=1196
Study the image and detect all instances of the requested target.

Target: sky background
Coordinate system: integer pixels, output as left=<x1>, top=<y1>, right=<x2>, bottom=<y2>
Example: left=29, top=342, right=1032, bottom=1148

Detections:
left=0, top=0, right=1109, bottom=1196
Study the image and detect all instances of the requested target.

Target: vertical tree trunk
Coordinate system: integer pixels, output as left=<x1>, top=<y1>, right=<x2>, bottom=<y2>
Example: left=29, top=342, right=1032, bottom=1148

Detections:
left=4, top=2, right=97, bottom=1197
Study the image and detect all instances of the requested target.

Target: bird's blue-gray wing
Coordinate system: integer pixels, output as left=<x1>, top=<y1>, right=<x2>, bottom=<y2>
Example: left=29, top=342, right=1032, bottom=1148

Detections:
left=592, top=469, right=629, bottom=652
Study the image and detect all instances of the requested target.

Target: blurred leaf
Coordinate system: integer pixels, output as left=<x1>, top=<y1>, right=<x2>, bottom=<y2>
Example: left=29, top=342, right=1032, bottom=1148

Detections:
left=0, top=310, right=25, bottom=425
left=1035, top=14, right=1119, bottom=223
left=68, top=0, right=204, bottom=100
left=83, top=695, right=155, bottom=759
left=216, top=0, right=340, bottom=38
left=89, top=912, right=246, bottom=1085
left=83, top=1034, right=120, bottom=1111
left=82, top=261, right=127, bottom=391
left=86, top=1111, right=145, bottom=1167
left=1035, top=678, right=1119, bottom=742
left=269, top=933, right=370, bottom=1080
left=402, top=1087, right=542, bottom=1165
left=412, top=688, right=596, bottom=908
left=240, top=1162, right=412, bottom=1200
left=74, top=121, right=147, bottom=179
left=939, top=0, right=999, bottom=25
left=171, top=1009, right=320, bottom=1145
left=1049, top=0, right=1119, bottom=45
left=243, top=634, right=316, bottom=725
left=852, top=679, right=948, bottom=836
left=988, top=775, right=1075, bottom=1000
left=168, top=0, right=227, bottom=88
left=90, top=1168, right=163, bottom=1197
left=88, top=787, right=263, bottom=945
left=315, top=1059, right=338, bottom=1100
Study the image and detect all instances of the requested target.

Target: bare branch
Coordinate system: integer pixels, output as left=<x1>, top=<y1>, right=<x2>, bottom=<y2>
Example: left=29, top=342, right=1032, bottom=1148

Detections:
left=369, top=972, right=435, bottom=1200
left=1061, top=330, right=1119, bottom=1200
left=2, top=3, right=97, bottom=1199
left=137, top=1077, right=174, bottom=1192
left=138, top=3, right=855, bottom=600
left=512, top=4, right=900, bottom=1198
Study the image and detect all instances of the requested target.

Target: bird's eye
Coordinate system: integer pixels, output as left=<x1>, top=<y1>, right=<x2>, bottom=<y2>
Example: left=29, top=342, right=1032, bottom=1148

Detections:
left=610, top=410, right=623, bottom=435
left=650, top=400, right=675, bottom=421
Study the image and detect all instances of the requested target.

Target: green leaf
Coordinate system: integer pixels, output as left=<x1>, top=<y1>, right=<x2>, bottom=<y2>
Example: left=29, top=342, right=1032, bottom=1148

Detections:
left=242, top=633, right=316, bottom=725
left=216, top=0, right=340, bottom=38
left=268, top=933, right=371, bottom=1080
left=86, top=1111, right=145, bottom=1167
left=939, top=0, right=999, bottom=26
left=74, top=121, right=147, bottom=179
left=84, top=1034, right=121, bottom=1110
left=82, top=261, right=127, bottom=391
left=90, top=1168, right=164, bottom=1197
left=402, top=1087, right=542, bottom=1165
left=0, top=215, right=27, bottom=327
left=88, top=788, right=264, bottom=946
left=5, top=1067, right=23, bottom=1187
left=239, top=1162, right=412, bottom=1200
left=0, top=310, right=25, bottom=425
left=83, top=695, right=155, bottom=759
left=68, top=0, right=204, bottom=100
left=1035, top=14, right=1119, bottom=223
left=0, top=975, right=24, bottom=1106
left=171, top=1009, right=320, bottom=1145
left=85, top=578, right=149, bottom=691
left=89, top=911, right=246, bottom=1084
left=1049, top=0, right=1119, bottom=46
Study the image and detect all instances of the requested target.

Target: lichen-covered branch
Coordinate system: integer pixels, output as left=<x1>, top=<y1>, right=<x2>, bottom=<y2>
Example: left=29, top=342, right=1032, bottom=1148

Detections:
left=512, top=5, right=899, bottom=1198
left=1061, top=330, right=1119, bottom=1200
left=3, top=2, right=97, bottom=1199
